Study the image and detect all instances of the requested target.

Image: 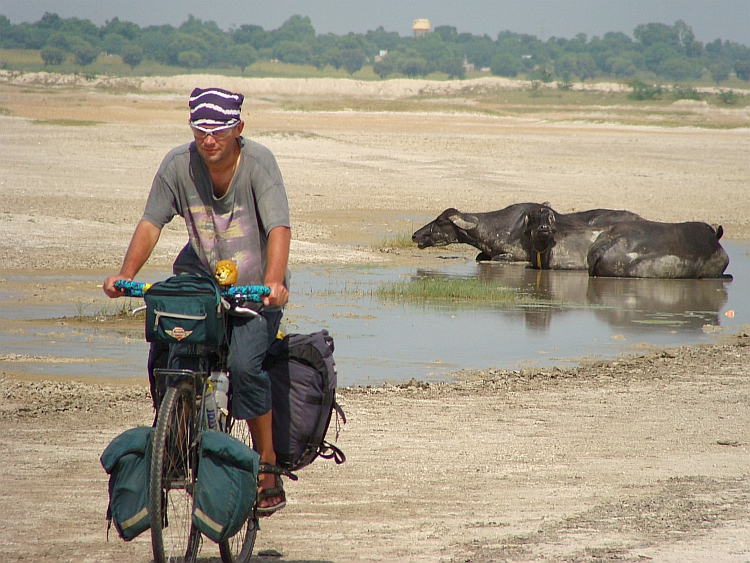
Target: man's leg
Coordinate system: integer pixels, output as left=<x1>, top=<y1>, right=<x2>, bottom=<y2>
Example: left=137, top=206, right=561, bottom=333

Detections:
left=247, top=411, right=282, bottom=510
left=227, top=311, right=284, bottom=512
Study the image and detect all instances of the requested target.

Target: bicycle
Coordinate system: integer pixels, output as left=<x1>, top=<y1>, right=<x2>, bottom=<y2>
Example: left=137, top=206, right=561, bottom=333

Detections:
left=115, top=278, right=272, bottom=563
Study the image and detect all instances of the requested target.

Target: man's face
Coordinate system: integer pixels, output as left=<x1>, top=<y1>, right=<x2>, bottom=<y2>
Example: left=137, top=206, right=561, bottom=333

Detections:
left=192, top=121, right=244, bottom=166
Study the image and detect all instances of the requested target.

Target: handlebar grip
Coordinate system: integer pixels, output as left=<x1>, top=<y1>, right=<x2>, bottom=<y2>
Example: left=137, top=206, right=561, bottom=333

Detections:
left=113, top=280, right=270, bottom=301
left=224, top=285, right=271, bottom=297
left=224, top=285, right=270, bottom=303
left=113, top=280, right=148, bottom=297
left=224, top=285, right=271, bottom=303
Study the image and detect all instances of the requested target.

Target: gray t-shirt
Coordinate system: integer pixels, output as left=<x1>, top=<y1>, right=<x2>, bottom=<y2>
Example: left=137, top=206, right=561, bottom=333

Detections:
left=142, top=137, right=290, bottom=288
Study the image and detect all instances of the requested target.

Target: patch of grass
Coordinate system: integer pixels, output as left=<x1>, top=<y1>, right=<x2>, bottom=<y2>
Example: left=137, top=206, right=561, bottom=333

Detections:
left=277, top=87, right=750, bottom=128
left=72, top=299, right=141, bottom=321
left=0, top=48, right=44, bottom=65
left=99, top=299, right=141, bottom=319
left=73, top=300, right=90, bottom=317
left=239, top=60, right=380, bottom=80
left=377, top=277, right=516, bottom=303
left=33, top=119, right=103, bottom=126
left=378, top=232, right=414, bottom=250
left=280, top=96, right=500, bottom=116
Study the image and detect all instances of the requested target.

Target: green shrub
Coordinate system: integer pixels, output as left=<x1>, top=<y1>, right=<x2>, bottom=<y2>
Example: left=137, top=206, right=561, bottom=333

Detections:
left=718, top=89, right=738, bottom=104
left=490, top=53, right=521, bottom=77
left=628, top=80, right=662, bottom=100
left=671, top=86, right=701, bottom=100
left=733, top=60, right=750, bottom=81
left=121, top=44, right=143, bottom=69
left=72, top=42, right=99, bottom=66
left=40, top=46, right=66, bottom=66
left=557, top=74, right=573, bottom=90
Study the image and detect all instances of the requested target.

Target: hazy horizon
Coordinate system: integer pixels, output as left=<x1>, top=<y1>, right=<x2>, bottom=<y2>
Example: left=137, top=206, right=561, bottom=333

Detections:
left=2, top=0, right=749, bottom=46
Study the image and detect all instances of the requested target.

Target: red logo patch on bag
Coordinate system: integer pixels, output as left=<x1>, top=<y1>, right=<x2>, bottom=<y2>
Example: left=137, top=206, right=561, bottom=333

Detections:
left=166, top=327, right=193, bottom=341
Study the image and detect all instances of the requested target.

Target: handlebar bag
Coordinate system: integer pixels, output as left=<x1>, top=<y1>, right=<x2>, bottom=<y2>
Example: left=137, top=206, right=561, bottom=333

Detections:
left=143, top=274, right=224, bottom=346
left=100, top=426, right=153, bottom=541
left=192, top=430, right=259, bottom=543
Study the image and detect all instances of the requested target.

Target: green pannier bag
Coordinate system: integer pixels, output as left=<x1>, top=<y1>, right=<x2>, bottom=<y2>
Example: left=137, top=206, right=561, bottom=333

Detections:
left=193, top=430, right=259, bottom=543
left=100, top=426, right=153, bottom=541
left=143, top=274, right=224, bottom=346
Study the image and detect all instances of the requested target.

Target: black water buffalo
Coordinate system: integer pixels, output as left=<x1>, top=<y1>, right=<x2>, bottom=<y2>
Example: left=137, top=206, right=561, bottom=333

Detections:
left=587, top=220, right=730, bottom=278
left=412, top=203, right=640, bottom=263
left=411, top=203, right=542, bottom=262
left=522, top=205, right=614, bottom=269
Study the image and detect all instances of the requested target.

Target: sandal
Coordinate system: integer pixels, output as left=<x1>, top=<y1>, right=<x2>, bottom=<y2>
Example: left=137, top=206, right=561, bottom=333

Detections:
left=256, top=463, right=297, bottom=517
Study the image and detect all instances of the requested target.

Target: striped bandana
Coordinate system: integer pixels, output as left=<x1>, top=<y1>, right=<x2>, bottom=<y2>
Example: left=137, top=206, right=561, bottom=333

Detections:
left=188, top=87, right=244, bottom=128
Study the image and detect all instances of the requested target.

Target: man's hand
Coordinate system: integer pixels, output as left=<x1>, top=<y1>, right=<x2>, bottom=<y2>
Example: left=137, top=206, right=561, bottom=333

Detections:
left=102, top=275, right=131, bottom=298
left=263, top=280, right=289, bottom=308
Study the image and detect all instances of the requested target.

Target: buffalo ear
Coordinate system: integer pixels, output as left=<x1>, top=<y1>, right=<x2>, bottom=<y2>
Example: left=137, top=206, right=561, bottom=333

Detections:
left=449, top=213, right=479, bottom=230
left=715, top=225, right=724, bottom=240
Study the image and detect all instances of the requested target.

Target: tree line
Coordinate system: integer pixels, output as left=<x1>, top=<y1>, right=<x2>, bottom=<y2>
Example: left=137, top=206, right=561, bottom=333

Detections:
left=1, top=12, right=749, bottom=83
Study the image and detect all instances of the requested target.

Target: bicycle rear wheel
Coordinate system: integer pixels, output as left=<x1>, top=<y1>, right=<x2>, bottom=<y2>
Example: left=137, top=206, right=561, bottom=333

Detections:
left=218, top=418, right=258, bottom=563
left=150, top=381, right=201, bottom=563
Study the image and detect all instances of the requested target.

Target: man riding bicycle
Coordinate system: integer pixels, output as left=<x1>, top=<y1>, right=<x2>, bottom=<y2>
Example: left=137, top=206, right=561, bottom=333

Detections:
left=103, top=86, right=291, bottom=517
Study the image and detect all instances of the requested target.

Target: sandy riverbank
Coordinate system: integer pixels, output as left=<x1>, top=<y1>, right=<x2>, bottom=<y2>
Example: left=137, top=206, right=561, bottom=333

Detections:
left=0, top=75, right=749, bottom=562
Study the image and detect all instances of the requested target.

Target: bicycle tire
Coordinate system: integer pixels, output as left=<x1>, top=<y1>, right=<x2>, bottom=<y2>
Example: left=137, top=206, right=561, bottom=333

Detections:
left=218, top=418, right=258, bottom=563
left=150, top=382, right=202, bottom=563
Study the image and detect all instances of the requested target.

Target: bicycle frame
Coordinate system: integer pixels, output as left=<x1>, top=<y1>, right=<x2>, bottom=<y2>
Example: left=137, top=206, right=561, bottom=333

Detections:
left=113, top=277, right=267, bottom=563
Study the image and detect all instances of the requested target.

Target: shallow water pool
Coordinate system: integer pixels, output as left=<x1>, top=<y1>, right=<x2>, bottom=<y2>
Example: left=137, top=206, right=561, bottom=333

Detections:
left=0, top=242, right=747, bottom=387
left=283, top=241, right=748, bottom=385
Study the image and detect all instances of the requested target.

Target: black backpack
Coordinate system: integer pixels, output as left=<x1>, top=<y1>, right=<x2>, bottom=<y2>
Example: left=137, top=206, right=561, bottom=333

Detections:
left=263, top=330, right=346, bottom=471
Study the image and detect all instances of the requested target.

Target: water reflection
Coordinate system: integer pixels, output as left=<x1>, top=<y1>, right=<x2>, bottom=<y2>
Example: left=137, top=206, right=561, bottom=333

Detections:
left=413, top=263, right=731, bottom=334
left=586, top=277, right=729, bottom=330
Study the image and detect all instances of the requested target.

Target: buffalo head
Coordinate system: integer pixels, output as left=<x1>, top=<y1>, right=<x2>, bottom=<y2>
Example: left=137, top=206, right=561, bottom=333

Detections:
left=524, top=206, right=557, bottom=252
left=412, top=208, right=479, bottom=249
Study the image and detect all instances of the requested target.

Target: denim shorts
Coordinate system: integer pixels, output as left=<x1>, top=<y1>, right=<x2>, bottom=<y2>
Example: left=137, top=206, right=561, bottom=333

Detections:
left=226, top=310, right=283, bottom=420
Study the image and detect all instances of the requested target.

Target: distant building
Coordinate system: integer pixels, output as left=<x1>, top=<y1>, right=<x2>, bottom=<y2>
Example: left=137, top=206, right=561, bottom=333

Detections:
left=412, top=19, right=430, bottom=37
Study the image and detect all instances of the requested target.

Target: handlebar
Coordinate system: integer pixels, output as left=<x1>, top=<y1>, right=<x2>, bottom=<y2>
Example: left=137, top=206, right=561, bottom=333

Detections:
left=114, top=280, right=271, bottom=303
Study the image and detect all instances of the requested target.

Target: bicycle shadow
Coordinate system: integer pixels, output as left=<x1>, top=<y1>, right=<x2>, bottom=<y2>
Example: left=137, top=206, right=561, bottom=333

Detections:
left=192, top=556, right=333, bottom=563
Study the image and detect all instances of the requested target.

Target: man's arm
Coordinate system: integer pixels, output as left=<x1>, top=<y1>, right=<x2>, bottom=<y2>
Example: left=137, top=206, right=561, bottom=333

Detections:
left=263, top=225, right=291, bottom=308
left=103, top=220, right=162, bottom=297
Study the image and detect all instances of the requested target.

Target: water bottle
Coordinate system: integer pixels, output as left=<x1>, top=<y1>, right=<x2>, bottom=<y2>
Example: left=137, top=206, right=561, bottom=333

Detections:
left=210, top=371, right=230, bottom=411
left=204, top=380, right=219, bottom=430
left=210, top=371, right=230, bottom=431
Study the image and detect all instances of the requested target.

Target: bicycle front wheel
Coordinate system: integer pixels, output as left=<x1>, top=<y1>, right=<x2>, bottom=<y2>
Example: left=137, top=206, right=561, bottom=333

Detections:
left=150, top=381, right=201, bottom=563
left=218, top=418, right=258, bottom=563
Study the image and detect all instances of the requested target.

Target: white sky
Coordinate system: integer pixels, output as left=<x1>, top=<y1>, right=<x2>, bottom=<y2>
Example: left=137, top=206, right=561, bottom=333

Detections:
left=2, top=0, right=749, bottom=45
